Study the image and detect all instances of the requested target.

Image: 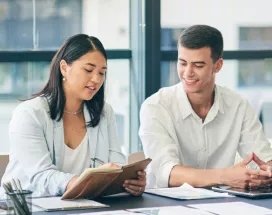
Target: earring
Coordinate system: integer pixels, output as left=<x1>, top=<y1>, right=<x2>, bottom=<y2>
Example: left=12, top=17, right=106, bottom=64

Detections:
left=63, top=77, right=66, bottom=81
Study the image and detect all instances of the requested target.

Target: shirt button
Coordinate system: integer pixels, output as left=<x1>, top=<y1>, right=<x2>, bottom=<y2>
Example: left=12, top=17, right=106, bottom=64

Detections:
left=204, top=147, right=207, bottom=151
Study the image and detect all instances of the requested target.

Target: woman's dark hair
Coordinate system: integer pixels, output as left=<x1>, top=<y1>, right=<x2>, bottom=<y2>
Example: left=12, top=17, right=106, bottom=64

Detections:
left=32, top=34, right=107, bottom=127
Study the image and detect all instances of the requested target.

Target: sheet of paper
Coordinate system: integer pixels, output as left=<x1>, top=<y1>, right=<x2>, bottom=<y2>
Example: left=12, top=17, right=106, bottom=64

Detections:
left=145, top=182, right=231, bottom=200
left=30, top=196, right=108, bottom=211
left=72, top=207, right=213, bottom=215
left=189, top=202, right=272, bottom=215
left=70, top=210, right=135, bottom=215
left=128, top=206, right=213, bottom=215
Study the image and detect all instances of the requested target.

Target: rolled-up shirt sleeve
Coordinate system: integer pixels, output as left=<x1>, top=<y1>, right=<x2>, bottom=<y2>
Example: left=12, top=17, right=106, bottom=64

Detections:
left=9, top=107, right=75, bottom=196
left=238, top=100, right=272, bottom=163
left=139, top=100, right=180, bottom=188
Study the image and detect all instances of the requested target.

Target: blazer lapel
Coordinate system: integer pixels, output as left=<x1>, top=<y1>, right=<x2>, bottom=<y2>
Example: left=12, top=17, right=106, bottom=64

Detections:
left=53, top=119, right=65, bottom=169
left=84, top=105, right=98, bottom=166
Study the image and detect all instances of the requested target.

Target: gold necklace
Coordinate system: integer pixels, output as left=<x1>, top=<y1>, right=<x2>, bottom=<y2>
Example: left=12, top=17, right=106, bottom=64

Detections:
left=64, top=109, right=83, bottom=115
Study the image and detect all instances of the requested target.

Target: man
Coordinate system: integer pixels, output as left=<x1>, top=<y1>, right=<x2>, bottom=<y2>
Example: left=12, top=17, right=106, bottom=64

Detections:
left=139, top=25, right=272, bottom=189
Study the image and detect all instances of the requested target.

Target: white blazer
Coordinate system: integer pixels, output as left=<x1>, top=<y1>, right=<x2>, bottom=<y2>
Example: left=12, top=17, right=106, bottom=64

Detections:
left=1, top=97, right=126, bottom=198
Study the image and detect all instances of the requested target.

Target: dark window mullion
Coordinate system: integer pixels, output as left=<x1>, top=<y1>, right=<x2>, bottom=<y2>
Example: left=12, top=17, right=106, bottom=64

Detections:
left=0, top=50, right=132, bottom=62
left=161, top=50, right=272, bottom=61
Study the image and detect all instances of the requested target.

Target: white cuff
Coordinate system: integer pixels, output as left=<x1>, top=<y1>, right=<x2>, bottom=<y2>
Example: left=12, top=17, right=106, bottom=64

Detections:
left=157, top=161, right=179, bottom=188
left=57, top=173, right=76, bottom=195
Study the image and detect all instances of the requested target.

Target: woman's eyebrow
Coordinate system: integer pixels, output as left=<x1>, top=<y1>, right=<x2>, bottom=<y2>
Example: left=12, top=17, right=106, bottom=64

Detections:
left=85, top=63, right=107, bottom=69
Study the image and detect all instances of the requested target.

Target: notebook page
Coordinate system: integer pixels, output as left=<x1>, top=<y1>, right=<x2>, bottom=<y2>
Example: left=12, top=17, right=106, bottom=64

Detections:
left=145, top=182, right=231, bottom=200
left=128, top=206, right=213, bottom=215
left=31, top=196, right=108, bottom=211
left=71, top=210, right=135, bottom=215
left=189, top=202, right=272, bottom=215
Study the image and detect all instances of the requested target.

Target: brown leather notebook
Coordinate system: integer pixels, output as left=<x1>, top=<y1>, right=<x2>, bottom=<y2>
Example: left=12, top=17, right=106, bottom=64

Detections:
left=61, top=158, right=152, bottom=200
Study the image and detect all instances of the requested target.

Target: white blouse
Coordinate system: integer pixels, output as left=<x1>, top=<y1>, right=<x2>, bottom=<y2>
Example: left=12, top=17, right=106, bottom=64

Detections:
left=62, top=133, right=90, bottom=175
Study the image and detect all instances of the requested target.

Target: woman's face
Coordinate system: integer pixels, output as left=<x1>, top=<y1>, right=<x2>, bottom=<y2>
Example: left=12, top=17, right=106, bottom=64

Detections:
left=60, top=50, right=107, bottom=101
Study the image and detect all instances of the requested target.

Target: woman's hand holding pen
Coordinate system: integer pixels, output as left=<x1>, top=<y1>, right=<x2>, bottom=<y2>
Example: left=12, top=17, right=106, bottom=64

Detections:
left=66, top=176, right=79, bottom=191
left=98, top=163, right=121, bottom=169
left=66, top=163, right=120, bottom=191
left=123, top=170, right=146, bottom=196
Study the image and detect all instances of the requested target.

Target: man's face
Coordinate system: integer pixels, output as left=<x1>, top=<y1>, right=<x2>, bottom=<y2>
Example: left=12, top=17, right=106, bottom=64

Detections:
left=177, top=46, right=223, bottom=94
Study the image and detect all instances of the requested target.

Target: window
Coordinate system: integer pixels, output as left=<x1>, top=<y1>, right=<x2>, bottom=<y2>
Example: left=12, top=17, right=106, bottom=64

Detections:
left=0, top=0, right=82, bottom=50
left=161, top=28, right=185, bottom=50
left=240, top=27, right=272, bottom=50
left=0, top=0, right=131, bottom=154
left=239, top=27, right=272, bottom=87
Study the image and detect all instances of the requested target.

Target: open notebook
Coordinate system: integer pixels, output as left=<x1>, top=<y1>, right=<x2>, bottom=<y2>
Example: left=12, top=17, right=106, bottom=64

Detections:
left=62, top=158, right=152, bottom=199
left=145, top=183, right=230, bottom=200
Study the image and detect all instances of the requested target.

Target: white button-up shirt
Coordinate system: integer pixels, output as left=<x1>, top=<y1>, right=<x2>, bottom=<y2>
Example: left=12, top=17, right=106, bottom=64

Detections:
left=139, top=83, right=272, bottom=188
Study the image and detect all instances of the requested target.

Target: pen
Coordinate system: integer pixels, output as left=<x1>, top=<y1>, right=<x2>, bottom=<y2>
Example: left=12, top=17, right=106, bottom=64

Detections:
left=91, top=158, right=105, bottom=166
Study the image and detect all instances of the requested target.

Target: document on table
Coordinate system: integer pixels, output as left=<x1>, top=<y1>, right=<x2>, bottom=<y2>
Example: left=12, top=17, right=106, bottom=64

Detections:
left=145, top=182, right=231, bottom=200
left=189, top=202, right=272, bottom=215
left=70, top=206, right=213, bottom=215
left=30, top=196, right=109, bottom=211
left=70, top=210, right=136, bottom=215
left=128, top=206, right=213, bottom=215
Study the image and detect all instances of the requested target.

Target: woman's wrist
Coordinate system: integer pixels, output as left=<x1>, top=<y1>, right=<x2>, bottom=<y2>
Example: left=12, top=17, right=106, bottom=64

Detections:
left=66, top=176, right=79, bottom=191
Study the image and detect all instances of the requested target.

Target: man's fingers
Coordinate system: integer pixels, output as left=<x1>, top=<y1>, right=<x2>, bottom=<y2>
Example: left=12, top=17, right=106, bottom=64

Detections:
left=248, top=169, right=271, bottom=177
left=250, top=175, right=269, bottom=180
left=253, top=153, right=266, bottom=166
left=240, top=153, right=254, bottom=166
left=266, top=166, right=272, bottom=177
left=249, top=178, right=272, bottom=187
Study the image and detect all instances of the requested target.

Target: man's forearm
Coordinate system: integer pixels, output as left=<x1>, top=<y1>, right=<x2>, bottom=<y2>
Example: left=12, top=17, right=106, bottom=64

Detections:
left=169, top=165, right=224, bottom=187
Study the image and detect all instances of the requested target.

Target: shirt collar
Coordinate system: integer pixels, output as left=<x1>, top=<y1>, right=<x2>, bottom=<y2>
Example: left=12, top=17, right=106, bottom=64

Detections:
left=177, top=84, right=225, bottom=121
left=215, top=85, right=225, bottom=115
left=177, top=83, right=193, bottom=120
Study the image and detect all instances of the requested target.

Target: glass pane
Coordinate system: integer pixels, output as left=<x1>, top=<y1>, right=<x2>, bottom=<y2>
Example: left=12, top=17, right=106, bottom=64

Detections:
left=161, top=59, right=272, bottom=139
left=0, top=0, right=129, bottom=50
left=0, top=61, right=50, bottom=154
left=105, top=60, right=130, bottom=155
left=0, top=60, right=130, bottom=155
left=161, top=0, right=272, bottom=50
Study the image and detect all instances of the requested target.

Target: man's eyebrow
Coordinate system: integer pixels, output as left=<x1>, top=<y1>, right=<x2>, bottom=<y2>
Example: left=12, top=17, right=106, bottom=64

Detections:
left=192, top=61, right=206, bottom=64
left=85, top=63, right=107, bottom=69
left=178, top=59, right=206, bottom=64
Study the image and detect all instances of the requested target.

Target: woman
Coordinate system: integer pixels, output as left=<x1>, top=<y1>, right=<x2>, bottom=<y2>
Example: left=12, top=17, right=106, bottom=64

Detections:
left=1, top=34, right=146, bottom=198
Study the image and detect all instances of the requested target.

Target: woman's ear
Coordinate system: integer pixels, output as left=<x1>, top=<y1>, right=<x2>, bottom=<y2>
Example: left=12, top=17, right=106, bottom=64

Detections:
left=60, top=59, right=68, bottom=77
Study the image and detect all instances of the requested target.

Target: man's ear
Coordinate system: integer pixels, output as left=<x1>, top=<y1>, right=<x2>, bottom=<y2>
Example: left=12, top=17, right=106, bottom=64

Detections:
left=214, top=58, right=223, bottom=73
left=60, top=59, right=68, bottom=77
